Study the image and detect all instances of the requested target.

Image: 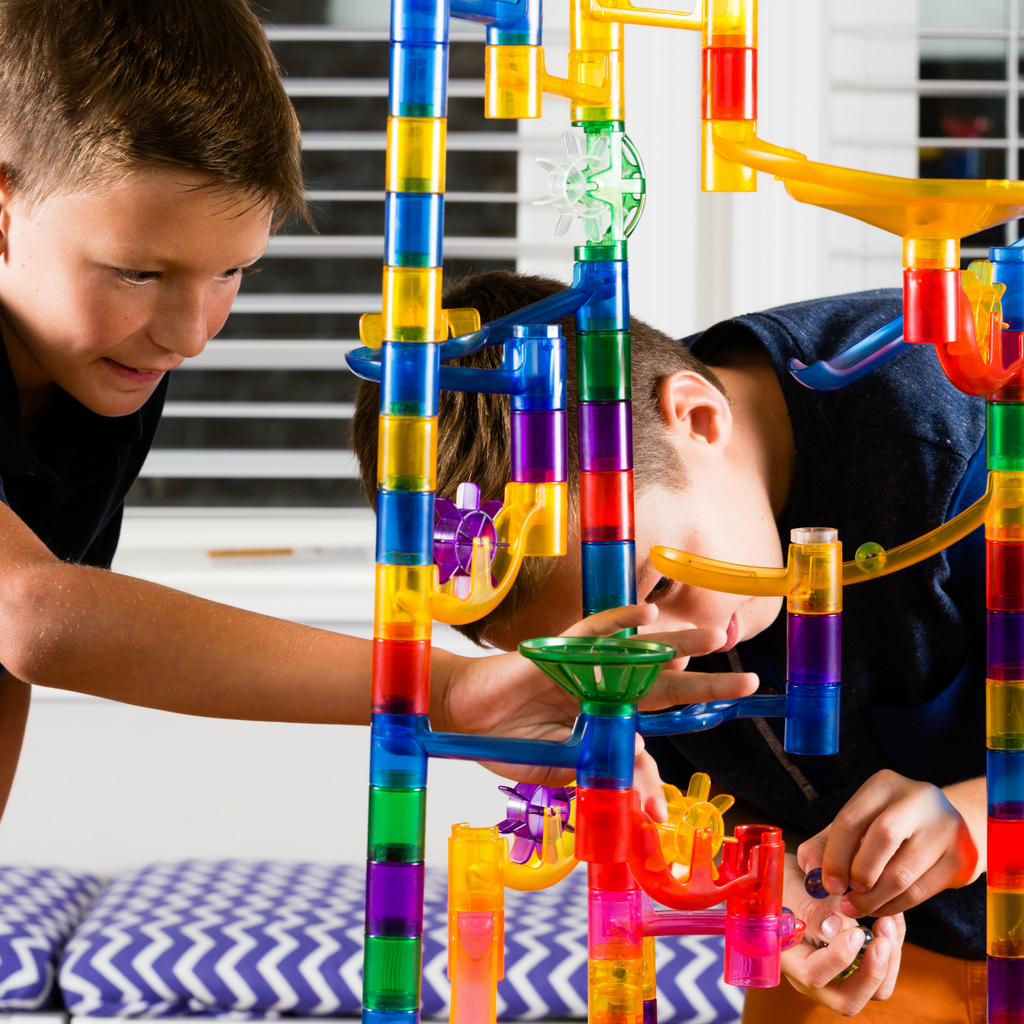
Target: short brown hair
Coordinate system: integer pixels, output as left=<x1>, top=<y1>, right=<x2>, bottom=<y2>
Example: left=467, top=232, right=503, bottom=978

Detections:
left=352, top=270, right=726, bottom=645
left=0, top=0, right=304, bottom=224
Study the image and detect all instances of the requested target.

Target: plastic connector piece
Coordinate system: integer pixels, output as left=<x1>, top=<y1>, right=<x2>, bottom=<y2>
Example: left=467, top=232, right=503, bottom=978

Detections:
left=391, top=0, right=449, bottom=42
left=989, top=541, right=1024, bottom=610
left=989, top=955, right=1024, bottom=1024
left=587, top=958, right=643, bottom=1024
left=385, top=192, right=444, bottom=268
left=787, top=613, right=840, bottom=683
left=578, top=331, right=632, bottom=401
left=372, top=639, right=430, bottom=715
left=511, top=410, right=568, bottom=483
left=788, top=528, right=841, bottom=614
left=390, top=42, right=447, bottom=117
left=989, top=817, right=1024, bottom=888
left=576, top=787, right=634, bottom=863
left=381, top=341, right=440, bottom=417
left=702, top=119, right=756, bottom=192
left=386, top=116, right=446, bottom=193
left=378, top=415, right=438, bottom=491
left=377, top=490, right=435, bottom=566
left=363, top=935, right=422, bottom=1011
left=989, top=681, right=1024, bottom=750
left=702, top=47, right=756, bottom=120
left=589, top=889, right=643, bottom=960
left=577, top=710, right=637, bottom=789
left=582, top=540, right=637, bottom=616
left=989, top=748, right=1024, bottom=814
left=989, top=611, right=1024, bottom=681
left=580, top=470, right=635, bottom=542
left=784, top=682, right=840, bottom=756
left=370, top=713, right=428, bottom=788
left=577, top=261, right=630, bottom=332
left=367, top=861, right=425, bottom=937
left=383, top=267, right=445, bottom=343
left=904, top=268, right=960, bottom=344
left=990, top=404, right=1024, bottom=471
left=580, top=402, right=633, bottom=471
left=989, top=889, right=1024, bottom=958
left=987, top=473, right=1024, bottom=543
left=434, top=482, right=502, bottom=586
left=486, top=45, right=542, bottom=118
left=374, top=563, right=437, bottom=641
left=368, top=786, right=426, bottom=862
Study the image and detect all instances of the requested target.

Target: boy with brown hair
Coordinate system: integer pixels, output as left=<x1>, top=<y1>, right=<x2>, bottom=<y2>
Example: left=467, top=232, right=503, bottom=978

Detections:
left=352, top=269, right=991, bottom=1021
left=0, top=1, right=738, bottom=828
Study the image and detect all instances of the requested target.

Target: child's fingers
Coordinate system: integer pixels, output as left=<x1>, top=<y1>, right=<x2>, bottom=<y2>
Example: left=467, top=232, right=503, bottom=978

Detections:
left=784, top=927, right=887, bottom=1014
left=639, top=668, right=759, bottom=709
left=821, top=775, right=904, bottom=894
left=638, top=626, right=728, bottom=661
left=561, top=604, right=658, bottom=638
left=871, top=915, right=905, bottom=1001
left=634, top=741, right=668, bottom=822
left=852, top=847, right=971, bottom=918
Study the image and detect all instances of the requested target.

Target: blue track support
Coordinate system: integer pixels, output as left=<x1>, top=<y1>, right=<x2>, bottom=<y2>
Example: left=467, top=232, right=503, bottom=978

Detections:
left=638, top=695, right=788, bottom=736
left=788, top=315, right=907, bottom=392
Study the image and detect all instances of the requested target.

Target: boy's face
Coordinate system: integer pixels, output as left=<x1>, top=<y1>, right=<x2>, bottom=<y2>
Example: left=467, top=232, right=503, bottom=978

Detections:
left=0, top=165, right=272, bottom=417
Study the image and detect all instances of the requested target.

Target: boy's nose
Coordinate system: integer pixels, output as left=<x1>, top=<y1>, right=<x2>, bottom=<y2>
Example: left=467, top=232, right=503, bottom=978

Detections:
left=154, top=289, right=211, bottom=359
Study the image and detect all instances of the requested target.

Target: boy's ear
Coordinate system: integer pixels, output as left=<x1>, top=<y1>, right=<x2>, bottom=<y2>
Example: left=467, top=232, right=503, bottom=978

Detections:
left=658, top=370, right=732, bottom=451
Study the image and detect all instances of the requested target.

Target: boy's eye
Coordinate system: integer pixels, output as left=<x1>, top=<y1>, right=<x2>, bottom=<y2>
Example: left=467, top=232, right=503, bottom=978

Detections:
left=118, top=269, right=161, bottom=283
left=226, top=265, right=261, bottom=278
left=645, top=576, right=673, bottom=602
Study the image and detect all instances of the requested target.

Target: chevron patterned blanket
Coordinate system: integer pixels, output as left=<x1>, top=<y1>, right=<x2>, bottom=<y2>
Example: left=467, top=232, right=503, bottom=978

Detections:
left=47, top=860, right=741, bottom=1022
left=0, top=865, right=101, bottom=1011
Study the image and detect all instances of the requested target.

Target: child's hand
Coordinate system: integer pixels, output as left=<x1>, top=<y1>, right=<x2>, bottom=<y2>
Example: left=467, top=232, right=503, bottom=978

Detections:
left=432, top=603, right=758, bottom=812
left=778, top=852, right=905, bottom=1015
left=797, top=770, right=982, bottom=920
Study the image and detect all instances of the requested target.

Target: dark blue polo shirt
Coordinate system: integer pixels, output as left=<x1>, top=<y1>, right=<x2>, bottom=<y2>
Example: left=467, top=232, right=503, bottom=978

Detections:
left=0, top=339, right=168, bottom=567
left=647, top=288, right=989, bottom=959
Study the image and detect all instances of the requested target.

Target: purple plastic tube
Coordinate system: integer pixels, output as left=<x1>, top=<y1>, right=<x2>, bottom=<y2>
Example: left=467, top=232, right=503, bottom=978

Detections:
left=511, top=409, right=567, bottom=483
left=787, top=613, right=841, bottom=683
left=989, top=611, right=1024, bottom=680
left=579, top=401, right=632, bottom=472
left=989, top=955, right=1024, bottom=1024
left=366, top=861, right=425, bottom=937
left=643, top=1000, right=657, bottom=1024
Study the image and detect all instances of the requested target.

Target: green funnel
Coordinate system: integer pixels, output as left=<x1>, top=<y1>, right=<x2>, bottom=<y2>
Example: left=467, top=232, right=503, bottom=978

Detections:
left=518, top=636, right=676, bottom=705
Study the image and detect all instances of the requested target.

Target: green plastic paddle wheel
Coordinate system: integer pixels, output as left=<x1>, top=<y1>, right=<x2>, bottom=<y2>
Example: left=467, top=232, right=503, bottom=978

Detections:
left=518, top=636, right=676, bottom=705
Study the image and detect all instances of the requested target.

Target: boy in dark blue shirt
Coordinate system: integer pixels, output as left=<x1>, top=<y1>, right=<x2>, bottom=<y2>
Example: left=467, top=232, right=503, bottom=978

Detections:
left=0, top=0, right=727, bottom=851
left=353, top=270, right=990, bottom=1020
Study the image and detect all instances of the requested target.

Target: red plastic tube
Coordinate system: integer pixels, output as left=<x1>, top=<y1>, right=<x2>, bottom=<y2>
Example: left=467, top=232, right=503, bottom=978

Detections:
left=576, top=787, right=634, bottom=864
left=904, top=268, right=960, bottom=346
left=989, top=817, right=1024, bottom=889
left=701, top=47, right=756, bottom=120
left=372, top=638, right=430, bottom=714
left=580, top=470, right=634, bottom=542
left=990, top=541, right=1024, bottom=612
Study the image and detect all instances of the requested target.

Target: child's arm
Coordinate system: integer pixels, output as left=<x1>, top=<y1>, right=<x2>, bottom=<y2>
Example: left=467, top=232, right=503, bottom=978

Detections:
left=0, top=505, right=754, bottom=738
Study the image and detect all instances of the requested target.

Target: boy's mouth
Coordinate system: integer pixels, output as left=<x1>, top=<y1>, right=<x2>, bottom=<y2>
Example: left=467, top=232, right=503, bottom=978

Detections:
left=105, top=358, right=167, bottom=384
left=716, top=614, right=740, bottom=653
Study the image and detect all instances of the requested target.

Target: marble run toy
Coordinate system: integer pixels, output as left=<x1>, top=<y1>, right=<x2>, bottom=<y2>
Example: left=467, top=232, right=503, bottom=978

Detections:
left=347, top=0, right=1024, bottom=1019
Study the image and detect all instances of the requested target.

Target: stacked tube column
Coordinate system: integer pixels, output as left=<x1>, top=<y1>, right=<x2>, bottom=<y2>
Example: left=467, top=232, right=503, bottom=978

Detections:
left=701, top=0, right=757, bottom=192
left=365, top=1, right=449, bottom=1021
left=986, top=244, right=1024, bottom=1024
left=784, top=528, right=842, bottom=757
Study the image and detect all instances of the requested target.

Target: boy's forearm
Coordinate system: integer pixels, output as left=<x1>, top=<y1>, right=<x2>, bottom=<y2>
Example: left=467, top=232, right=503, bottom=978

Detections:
left=0, top=673, right=30, bottom=819
left=942, top=775, right=987, bottom=882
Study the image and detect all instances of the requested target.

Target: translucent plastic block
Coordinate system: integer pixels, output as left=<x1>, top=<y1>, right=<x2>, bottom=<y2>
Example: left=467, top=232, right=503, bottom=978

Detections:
left=989, top=888, right=1024, bottom=958
left=990, top=541, right=1024, bottom=611
left=372, top=639, right=430, bottom=715
left=367, top=861, right=425, bottom=937
left=376, top=490, right=435, bottom=566
left=390, top=0, right=448, bottom=43
left=993, top=249, right=1024, bottom=331
left=723, top=826, right=783, bottom=915
left=988, top=472, right=1024, bottom=543
left=702, top=120, right=756, bottom=192
left=580, top=470, right=634, bottom=542
left=363, top=935, right=422, bottom=1011
left=390, top=42, right=447, bottom=117
left=368, top=786, right=426, bottom=862
left=642, top=937, right=656, bottom=1001
left=382, top=266, right=444, bottom=343
left=579, top=402, right=633, bottom=472
left=787, top=531, right=842, bottom=614
left=577, top=261, right=629, bottom=332
left=386, top=116, right=446, bottom=193
left=989, top=612, right=1024, bottom=680
left=588, top=862, right=637, bottom=891
left=381, top=341, right=440, bottom=418
left=385, top=192, right=444, bottom=268
left=509, top=324, right=566, bottom=412
left=577, top=712, right=637, bottom=790
left=784, top=682, right=840, bottom=756
left=568, top=23, right=625, bottom=124
left=587, top=957, right=643, bottom=1024
left=589, top=889, right=642, bottom=960
left=576, top=787, right=633, bottom=864
left=485, top=45, right=541, bottom=118
left=577, top=331, right=631, bottom=402
left=378, top=415, right=438, bottom=492
left=449, top=910, right=502, bottom=1024
left=904, top=269, right=960, bottom=344
left=582, top=540, right=637, bottom=617
left=374, top=563, right=435, bottom=641
left=990, top=817, right=1024, bottom=888
left=370, top=712, right=428, bottom=788
left=507, top=481, right=568, bottom=557
left=990, top=955, right=1024, bottom=1024
left=990, top=682, right=1024, bottom=750
left=642, top=1001, right=657, bottom=1024
left=724, top=914, right=781, bottom=988
left=989, top=749, right=1024, bottom=814
left=449, top=824, right=505, bottom=912
left=511, top=410, right=567, bottom=483
left=362, top=1009, right=419, bottom=1024
left=990, top=403, right=1024, bottom=472
left=702, top=47, right=756, bottom=120
left=704, top=0, right=756, bottom=47
left=787, top=613, right=841, bottom=684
